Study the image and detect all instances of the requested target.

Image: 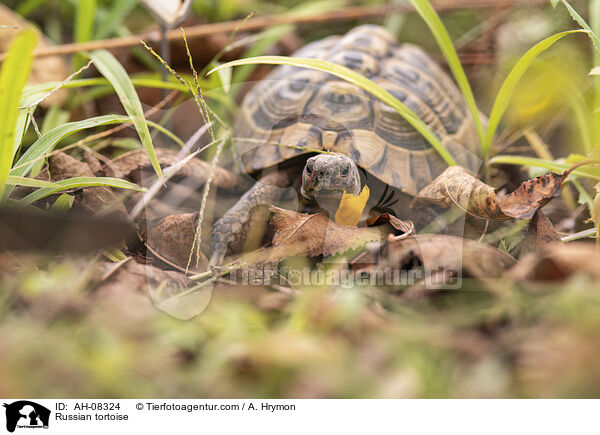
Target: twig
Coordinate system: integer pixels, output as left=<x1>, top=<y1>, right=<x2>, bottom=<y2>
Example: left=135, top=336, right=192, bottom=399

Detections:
left=128, top=137, right=226, bottom=220
left=28, top=108, right=41, bottom=138
left=0, top=0, right=556, bottom=61
left=100, top=256, right=133, bottom=281
left=20, top=59, right=95, bottom=109
left=561, top=227, right=597, bottom=242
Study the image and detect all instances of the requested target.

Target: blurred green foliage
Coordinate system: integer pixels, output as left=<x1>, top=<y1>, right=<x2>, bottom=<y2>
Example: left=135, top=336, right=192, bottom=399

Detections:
left=2, top=257, right=600, bottom=398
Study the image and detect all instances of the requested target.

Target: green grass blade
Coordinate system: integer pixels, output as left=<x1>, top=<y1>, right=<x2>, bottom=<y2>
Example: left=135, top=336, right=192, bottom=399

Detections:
left=10, top=114, right=129, bottom=179
left=146, top=120, right=186, bottom=148
left=591, top=0, right=600, bottom=57
left=19, top=176, right=145, bottom=205
left=489, top=155, right=600, bottom=180
left=590, top=0, right=600, bottom=156
left=16, top=0, right=48, bottom=17
left=75, top=0, right=97, bottom=43
left=41, top=107, right=70, bottom=135
left=208, top=56, right=458, bottom=166
left=50, top=193, right=74, bottom=212
left=22, top=77, right=189, bottom=106
left=6, top=176, right=58, bottom=189
left=90, top=50, right=162, bottom=176
left=74, top=0, right=97, bottom=68
left=566, top=89, right=594, bottom=155
left=95, top=0, right=138, bottom=40
left=483, top=30, right=585, bottom=157
left=553, top=0, right=600, bottom=53
left=13, top=109, right=31, bottom=161
left=407, top=0, right=485, bottom=151
left=21, top=73, right=228, bottom=107
left=0, top=30, right=37, bottom=201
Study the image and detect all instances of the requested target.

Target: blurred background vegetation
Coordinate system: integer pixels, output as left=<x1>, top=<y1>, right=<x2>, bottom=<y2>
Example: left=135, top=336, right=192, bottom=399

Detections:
left=2, top=0, right=600, bottom=398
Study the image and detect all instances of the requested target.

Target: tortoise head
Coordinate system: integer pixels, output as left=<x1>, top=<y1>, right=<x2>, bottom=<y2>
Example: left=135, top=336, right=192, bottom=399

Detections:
left=301, top=153, right=361, bottom=210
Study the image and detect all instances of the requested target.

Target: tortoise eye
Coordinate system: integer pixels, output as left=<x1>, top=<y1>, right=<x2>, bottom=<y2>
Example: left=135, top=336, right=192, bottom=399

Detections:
left=289, top=79, right=308, bottom=92
left=341, top=163, right=351, bottom=177
left=306, top=160, right=314, bottom=174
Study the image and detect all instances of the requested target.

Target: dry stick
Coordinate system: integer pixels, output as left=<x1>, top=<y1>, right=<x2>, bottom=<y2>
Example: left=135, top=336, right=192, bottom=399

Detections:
left=176, top=121, right=213, bottom=159
left=478, top=219, right=490, bottom=243
left=128, top=140, right=224, bottom=219
left=29, top=109, right=41, bottom=138
left=100, top=256, right=133, bottom=282
left=20, top=59, right=95, bottom=109
left=561, top=227, right=597, bottom=242
left=0, top=0, right=555, bottom=62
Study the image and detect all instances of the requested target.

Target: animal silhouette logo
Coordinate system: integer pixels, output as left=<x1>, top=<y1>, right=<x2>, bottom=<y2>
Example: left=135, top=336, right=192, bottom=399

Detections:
left=3, top=401, right=50, bottom=433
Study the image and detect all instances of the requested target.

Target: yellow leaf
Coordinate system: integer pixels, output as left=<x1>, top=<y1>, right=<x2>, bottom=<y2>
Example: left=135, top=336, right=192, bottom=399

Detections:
left=334, top=185, right=370, bottom=226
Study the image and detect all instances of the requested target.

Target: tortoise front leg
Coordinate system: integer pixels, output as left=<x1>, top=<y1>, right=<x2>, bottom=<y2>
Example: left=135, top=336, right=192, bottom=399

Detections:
left=210, top=171, right=289, bottom=266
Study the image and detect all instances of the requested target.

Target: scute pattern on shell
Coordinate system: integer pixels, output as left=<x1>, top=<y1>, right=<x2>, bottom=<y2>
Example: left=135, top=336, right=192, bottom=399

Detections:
left=234, top=24, right=482, bottom=195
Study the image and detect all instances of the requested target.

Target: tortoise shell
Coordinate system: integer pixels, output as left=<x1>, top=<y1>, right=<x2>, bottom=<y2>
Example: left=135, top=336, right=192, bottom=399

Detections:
left=234, top=24, right=481, bottom=195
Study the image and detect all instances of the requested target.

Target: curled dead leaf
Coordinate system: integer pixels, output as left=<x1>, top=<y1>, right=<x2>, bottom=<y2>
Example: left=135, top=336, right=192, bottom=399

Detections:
left=415, top=166, right=567, bottom=220
left=269, top=206, right=380, bottom=258
left=415, top=166, right=506, bottom=219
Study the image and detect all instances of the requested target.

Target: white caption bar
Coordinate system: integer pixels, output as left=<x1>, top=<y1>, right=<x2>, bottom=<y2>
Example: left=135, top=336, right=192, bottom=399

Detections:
left=1, top=399, right=598, bottom=435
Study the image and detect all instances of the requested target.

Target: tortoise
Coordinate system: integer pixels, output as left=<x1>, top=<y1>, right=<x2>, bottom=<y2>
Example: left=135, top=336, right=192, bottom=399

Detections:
left=210, top=24, right=482, bottom=265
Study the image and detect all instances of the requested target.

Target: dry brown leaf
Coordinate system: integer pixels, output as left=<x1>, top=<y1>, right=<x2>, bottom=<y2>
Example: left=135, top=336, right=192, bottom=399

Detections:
left=416, top=166, right=567, bottom=220
left=0, top=4, right=69, bottom=107
left=146, top=213, right=208, bottom=272
left=519, top=210, right=561, bottom=257
left=81, top=151, right=105, bottom=176
left=508, top=242, right=600, bottom=281
left=383, top=234, right=516, bottom=279
left=96, top=260, right=194, bottom=295
left=104, top=148, right=248, bottom=191
left=500, top=172, right=565, bottom=219
left=269, top=206, right=380, bottom=258
left=49, top=152, right=128, bottom=217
